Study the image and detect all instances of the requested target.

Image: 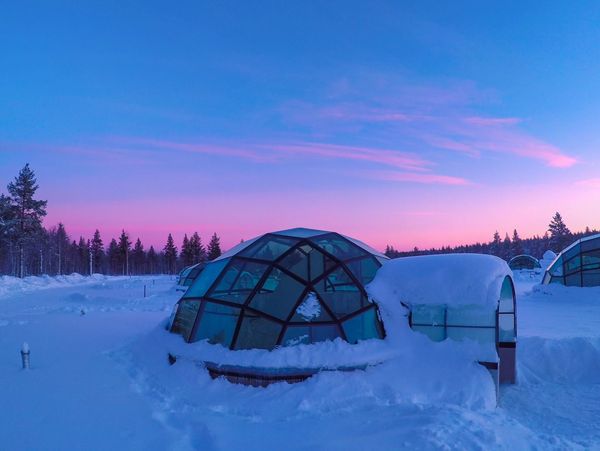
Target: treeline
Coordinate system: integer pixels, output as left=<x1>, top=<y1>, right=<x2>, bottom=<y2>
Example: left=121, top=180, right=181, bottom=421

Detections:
left=385, top=212, right=597, bottom=261
left=0, top=164, right=223, bottom=277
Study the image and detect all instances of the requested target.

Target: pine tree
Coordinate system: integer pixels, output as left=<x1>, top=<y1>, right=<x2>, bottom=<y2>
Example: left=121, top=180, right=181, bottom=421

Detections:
left=511, top=229, right=523, bottom=257
left=147, top=246, right=158, bottom=274
left=131, top=238, right=145, bottom=275
left=548, top=212, right=571, bottom=251
left=90, top=229, right=104, bottom=274
left=55, top=223, right=70, bottom=275
left=77, top=237, right=88, bottom=274
left=163, top=234, right=178, bottom=274
left=190, top=232, right=207, bottom=263
left=107, top=238, right=119, bottom=275
left=118, top=230, right=131, bottom=275
left=6, top=164, right=47, bottom=277
left=490, top=231, right=502, bottom=257
left=501, top=233, right=511, bottom=260
left=180, top=234, right=194, bottom=267
left=207, top=233, right=222, bottom=260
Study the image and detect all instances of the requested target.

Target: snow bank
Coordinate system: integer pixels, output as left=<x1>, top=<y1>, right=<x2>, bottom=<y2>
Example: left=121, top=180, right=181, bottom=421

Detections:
left=367, top=253, right=511, bottom=309
left=539, top=250, right=557, bottom=269
left=0, top=273, right=112, bottom=299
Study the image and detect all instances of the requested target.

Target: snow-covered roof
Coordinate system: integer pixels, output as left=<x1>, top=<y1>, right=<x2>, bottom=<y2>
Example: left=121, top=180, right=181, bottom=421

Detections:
left=367, top=253, right=512, bottom=309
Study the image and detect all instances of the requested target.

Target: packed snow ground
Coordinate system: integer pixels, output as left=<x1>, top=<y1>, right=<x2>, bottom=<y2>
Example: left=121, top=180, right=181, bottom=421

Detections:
left=1, top=272, right=599, bottom=450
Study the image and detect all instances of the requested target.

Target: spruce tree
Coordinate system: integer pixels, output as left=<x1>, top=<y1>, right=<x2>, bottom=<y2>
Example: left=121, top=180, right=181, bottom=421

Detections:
left=490, top=231, right=502, bottom=257
left=511, top=229, right=523, bottom=257
left=7, top=164, right=47, bottom=277
left=55, top=223, right=70, bottom=275
left=207, top=233, right=222, bottom=260
left=131, top=238, right=145, bottom=275
left=90, top=229, right=104, bottom=274
left=118, top=230, right=131, bottom=275
left=77, top=237, right=88, bottom=274
left=163, top=234, right=178, bottom=274
left=548, top=212, right=571, bottom=251
left=147, top=246, right=158, bottom=274
left=180, top=234, right=194, bottom=267
left=190, top=232, right=207, bottom=263
left=107, top=238, right=119, bottom=275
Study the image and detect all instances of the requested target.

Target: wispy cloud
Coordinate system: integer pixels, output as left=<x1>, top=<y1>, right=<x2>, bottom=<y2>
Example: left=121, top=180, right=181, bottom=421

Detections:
left=279, top=75, right=577, bottom=169
left=365, top=170, right=470, bottom=185
left=576, top=178, right=600, bottom=188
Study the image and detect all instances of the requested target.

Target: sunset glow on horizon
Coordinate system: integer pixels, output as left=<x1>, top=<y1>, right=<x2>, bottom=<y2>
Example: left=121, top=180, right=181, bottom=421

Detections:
left=3, top=2, right=600, bottom=253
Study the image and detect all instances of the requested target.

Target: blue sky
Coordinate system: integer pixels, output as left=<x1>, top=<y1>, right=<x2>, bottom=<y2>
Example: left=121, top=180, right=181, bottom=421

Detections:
left=2, top=1, right=600, bottom=250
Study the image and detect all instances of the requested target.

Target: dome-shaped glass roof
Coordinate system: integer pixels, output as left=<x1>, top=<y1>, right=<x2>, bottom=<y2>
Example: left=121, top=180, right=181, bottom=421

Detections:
left=543, top=233, right=600, bottom=286
left=170, top=228, right=387, bottom=350
left=508, top=255, right=541, bottom=271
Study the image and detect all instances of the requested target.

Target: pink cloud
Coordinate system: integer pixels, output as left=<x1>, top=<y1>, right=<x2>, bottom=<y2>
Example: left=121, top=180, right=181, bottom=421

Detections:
left=576, top=178, right=600, bottom=188
left=365, top=170, right=471, bottom=186
left=463, top=116, right=522, bottom=126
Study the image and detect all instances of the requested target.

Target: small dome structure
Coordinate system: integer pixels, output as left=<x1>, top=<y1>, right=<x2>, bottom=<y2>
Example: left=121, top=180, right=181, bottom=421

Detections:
left=170, top=228, right=387, bottom=350
left=543, top=234, right=600, bottom=286
left=508, top=255, right=541, bottom=271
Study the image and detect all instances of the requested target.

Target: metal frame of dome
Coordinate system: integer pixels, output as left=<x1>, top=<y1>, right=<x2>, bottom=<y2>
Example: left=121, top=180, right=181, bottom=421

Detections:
left=508, top=254, right=541, bottom=271
left=170, top=228, right=387, bottom=350
left=176, top=263, right=206, bottom=291
left=542, top=233, right=600, bottom=286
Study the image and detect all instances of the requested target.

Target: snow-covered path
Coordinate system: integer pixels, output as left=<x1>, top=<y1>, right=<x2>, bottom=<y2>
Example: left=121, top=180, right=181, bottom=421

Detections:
left=1, top=272, right=600, bottom=450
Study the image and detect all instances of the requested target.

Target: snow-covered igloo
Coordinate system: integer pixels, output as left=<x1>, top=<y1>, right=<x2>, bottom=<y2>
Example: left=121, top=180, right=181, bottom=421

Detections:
left=169, top=228, right=387, bottom=352
left=543, top=234, right=600, bottom=286
left=508, top=254, right=541, bottom=271
left=368, top=253, right=517, bottom=385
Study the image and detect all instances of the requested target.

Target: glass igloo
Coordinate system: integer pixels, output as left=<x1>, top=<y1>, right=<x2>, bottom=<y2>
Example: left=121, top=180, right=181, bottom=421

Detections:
left=170, top=228, right=387, bottom=349
left=542, top=233, right=600, bottom=286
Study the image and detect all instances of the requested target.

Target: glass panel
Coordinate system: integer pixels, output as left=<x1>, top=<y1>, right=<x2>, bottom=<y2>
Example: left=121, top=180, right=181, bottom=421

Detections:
left=238, top=236, right=299, bottom=261
left=342, top=307, right=382, bottom=343
left=499, top=277, right=515, bottom=313
left=193, top=302, right=240, bottom=347
left=581, top=237, right=600, bottom=252
left=314, top=268, right=365, bottom=318
left=446, top=305, right=495, bottom=326
left=278, top=247, right=309, bottom=281
left=563, top=243, right=580, bottom=262
left=547, top=257, right=563, bottom=276
left=185, top=258, right=229, bottom=298
left=208, top=259, right=268, bottom=304
left=564, top=256, right=581, bottom=273
left=565, top=273, right=581, bottom=286
left=447, top=327, right=495, bottom=344
left=249, top=268, right=306, bottom=320
left=346, top=256, right=381, bottom=285
left=170, top=300, right=201, bottom=340
left=498, top=313, right=515, bottom=342
left=582, top=271, right=600, bottom=287
left=234, top=314, right=282, bottom=350
left=308, top=247, right=336, bottom=281
left=273, top=228, right=329, bottom=238
left=290, top=292, right=333, bottom=322
left=412, top=325, right=445, bottom=342
left=310, top=233, right=366, bottom=261
left=581, top=250, right=600, bottom=269
left=411, top=304, right=445, bottom=326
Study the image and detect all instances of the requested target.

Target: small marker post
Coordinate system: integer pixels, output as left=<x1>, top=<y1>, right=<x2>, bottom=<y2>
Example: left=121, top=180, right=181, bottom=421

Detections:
left=21, top=342, right=30, bottom=370
left=144, top=284, right=147, bottom=298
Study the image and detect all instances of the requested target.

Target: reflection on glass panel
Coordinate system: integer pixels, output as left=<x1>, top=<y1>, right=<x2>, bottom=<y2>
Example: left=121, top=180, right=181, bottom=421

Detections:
left=239, top=236, right=299, bottom=261
left=346, top=256, right=380, bottom=285
left=234, top=314, right=282, bottom=350
left=581, top=238, right=600, bottom=252
left=411, top=304, right=445, bottom=326
left=314, top=269, right=364, bottom=318
left=208, top=259, right=268, bottom=304
left=547, top=257, right=563, bottom=276
left=581, top=250, right=600, bottom=269
left=446, top=305, right=495, bottom=327
left=565, top=256, right=581, bottom=273
left=306, top=247, right=336, bottom=281
left=342, top=307, right=381, bottom=343
left=193, top=302, right=240, bottom=347
left=447, top=327, right=495, bottom=344
left=412, top=325, right=445, bottom=342
left=249, top=268, right=306, bottom=320
left=278, top=248, right=309, bottom=281
left=170, top=300, right=201, bottom=340
left=499, top=277, right=515, bottom=313
left=310, top=233, right=366, bottom=261
left=290, top=292, right=333, bottom=322
left=563, top=244, right=580, bottom=262
left=282, top=325, right=342, bottom=345
left=498, top=313, right=516, bottom=342
left=185, top=259, right=229, bottom=298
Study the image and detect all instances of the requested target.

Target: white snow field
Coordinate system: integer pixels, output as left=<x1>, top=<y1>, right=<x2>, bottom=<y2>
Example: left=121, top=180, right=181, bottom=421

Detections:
left=1, top=271, right=600, bottom=450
